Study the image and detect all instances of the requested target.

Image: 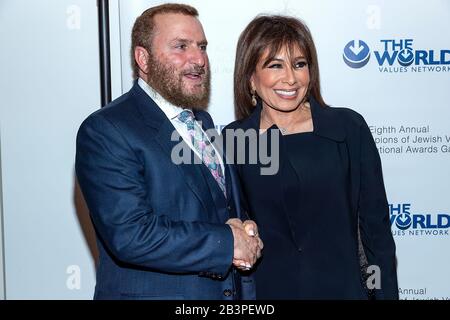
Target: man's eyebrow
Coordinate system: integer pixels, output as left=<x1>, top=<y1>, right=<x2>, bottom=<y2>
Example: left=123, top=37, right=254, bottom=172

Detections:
left=171, top=38, right=208, bottom=46
left=172, top=37, right=190, bottom=43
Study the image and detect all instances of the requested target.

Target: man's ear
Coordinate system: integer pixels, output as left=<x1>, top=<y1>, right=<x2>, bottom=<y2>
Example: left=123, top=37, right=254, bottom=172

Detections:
left=134, top=46, right=150, bottom=74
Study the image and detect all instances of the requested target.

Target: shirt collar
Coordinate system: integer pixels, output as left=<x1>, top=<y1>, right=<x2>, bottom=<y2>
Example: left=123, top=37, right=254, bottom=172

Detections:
left=138, top=78, right=187, bottom=120
left=241, top=97, right=346, bottom=142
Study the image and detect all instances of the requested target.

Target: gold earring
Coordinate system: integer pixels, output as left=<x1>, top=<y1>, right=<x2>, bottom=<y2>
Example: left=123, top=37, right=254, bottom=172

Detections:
left=251, top=90, right=257, bottom=106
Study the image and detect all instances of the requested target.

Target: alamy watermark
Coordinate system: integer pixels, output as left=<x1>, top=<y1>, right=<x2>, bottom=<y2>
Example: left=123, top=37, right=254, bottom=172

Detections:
left=366, top=265, right=381, bottom=290
left=170, top=126, right=280, bottom=175
left=66, top=265, right=81, bottom=290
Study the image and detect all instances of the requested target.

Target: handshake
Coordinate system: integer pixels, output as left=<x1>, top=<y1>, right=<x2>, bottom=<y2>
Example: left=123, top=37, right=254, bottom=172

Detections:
left=226, top=218, right=264, bottom=271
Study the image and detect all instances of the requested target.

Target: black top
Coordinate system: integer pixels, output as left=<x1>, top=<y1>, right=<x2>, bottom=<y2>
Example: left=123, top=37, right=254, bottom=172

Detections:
left=241, top=130, right=366, bottom=299
left=223, top=98, right=398, bottom=300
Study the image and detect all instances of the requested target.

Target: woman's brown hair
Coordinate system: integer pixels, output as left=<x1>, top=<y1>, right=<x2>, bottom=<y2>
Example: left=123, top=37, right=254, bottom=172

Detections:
left=234, top=15, right=326, bottom=120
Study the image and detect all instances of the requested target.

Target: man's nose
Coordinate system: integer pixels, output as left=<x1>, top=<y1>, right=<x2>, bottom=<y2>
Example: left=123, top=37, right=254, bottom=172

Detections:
left=189, top=47, right=206, bottom=67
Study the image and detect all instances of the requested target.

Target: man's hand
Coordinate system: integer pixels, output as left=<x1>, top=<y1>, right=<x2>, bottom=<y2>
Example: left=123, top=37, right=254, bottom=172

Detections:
left=226, top=218, right=263, bottom=271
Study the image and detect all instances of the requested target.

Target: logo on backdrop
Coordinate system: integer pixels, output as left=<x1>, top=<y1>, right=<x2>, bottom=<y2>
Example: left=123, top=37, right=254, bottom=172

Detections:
left=343, top=39, right=450, bottom=72
left=343, top=40, right=371, bottom=68
left=390, top=203, right=450, bottom=236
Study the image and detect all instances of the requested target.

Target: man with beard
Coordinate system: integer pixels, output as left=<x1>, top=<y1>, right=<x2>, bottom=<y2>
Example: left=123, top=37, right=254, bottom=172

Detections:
left=75, top=3, right=261, bottom=300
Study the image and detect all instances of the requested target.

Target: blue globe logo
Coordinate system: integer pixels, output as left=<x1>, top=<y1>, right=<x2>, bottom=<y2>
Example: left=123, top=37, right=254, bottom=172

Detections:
left=343, top=40, right=371, bottom=68
left=397, top=49, right=414, bottom=66
left=395, top=213, right=412, bottom=230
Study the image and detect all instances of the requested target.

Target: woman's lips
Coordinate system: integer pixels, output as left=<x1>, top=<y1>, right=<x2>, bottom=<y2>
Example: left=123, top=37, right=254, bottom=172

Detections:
left=274, top=89, right=298, bottom=99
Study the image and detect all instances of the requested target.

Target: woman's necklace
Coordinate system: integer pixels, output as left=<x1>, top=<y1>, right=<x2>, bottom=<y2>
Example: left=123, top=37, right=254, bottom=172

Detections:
left=264, top=119, right=290, bottom=135
left=260, top=102, right=310, bottom=135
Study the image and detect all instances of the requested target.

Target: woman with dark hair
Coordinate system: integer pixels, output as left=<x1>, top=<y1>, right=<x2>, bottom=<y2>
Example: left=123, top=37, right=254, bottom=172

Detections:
left=224, top=15, right=399, bottom=299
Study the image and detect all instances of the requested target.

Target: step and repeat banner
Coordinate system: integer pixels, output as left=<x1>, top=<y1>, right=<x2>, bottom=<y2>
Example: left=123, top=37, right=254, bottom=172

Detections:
left=1, top=0, right=447, bottom=300
left=110, top=0, right=450, bottom=299
left=0, top=0, right=99, bottom=299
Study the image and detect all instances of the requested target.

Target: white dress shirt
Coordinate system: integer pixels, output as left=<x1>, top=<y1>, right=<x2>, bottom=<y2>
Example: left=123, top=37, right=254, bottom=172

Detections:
left=138, top=78, right=225, bottom=175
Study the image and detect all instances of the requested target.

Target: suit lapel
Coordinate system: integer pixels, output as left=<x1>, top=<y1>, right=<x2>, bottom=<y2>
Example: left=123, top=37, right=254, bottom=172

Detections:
left=130, top=82, right=215, bottom=216
left=195, top=111, right=231, bottom=202
left=155, top=120, right=216, bottom=214
left=309, top=97, right=346, bottom=142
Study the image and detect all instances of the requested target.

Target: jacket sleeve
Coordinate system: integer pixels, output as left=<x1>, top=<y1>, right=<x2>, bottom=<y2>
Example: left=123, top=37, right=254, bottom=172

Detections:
left=75, top=114, right=233, bottom=276
left=358, top=118, right=399, bottom=299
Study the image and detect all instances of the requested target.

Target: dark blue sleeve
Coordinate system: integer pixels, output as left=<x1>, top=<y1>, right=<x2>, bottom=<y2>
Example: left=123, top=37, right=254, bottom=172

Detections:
left=358, top=118, right=399, bottom=299
left=75, top=114, right=233, bottom=276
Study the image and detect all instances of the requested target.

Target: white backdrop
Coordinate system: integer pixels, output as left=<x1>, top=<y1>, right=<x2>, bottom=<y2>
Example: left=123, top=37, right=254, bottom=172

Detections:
left=0, top=134, right=4, bottom=299
left=0, top=0, right=99, bottom=299
left=110, top=0, right=450, bottom=299
left=0, top=0, right=448, bottom=300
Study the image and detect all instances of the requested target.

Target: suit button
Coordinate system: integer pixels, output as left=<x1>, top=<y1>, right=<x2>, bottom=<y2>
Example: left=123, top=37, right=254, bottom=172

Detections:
left=298, top=247, right=302, bottom=252
left=223, top=289, right=232, bottom=297
left=227, top=205, right=232, bottom=211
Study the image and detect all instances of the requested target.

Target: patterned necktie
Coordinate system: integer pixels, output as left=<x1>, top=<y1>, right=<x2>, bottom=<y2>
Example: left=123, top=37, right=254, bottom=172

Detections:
left=177, top=110, right=226, bottom=197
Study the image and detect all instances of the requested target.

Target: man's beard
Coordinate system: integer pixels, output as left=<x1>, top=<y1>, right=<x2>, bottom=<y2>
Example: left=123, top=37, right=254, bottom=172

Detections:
left=146, top=55, right=210, bottom=110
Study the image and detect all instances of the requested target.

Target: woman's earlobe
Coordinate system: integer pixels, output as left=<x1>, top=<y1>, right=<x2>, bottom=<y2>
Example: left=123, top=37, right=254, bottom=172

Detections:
left=251, top=88, right=257, bottom=106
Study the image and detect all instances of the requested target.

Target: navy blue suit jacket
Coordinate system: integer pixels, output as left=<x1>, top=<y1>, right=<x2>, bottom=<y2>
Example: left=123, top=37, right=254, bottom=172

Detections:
left=224, top=98, right=398, bottom=299
left=75, top=82, right=255, bottom=300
